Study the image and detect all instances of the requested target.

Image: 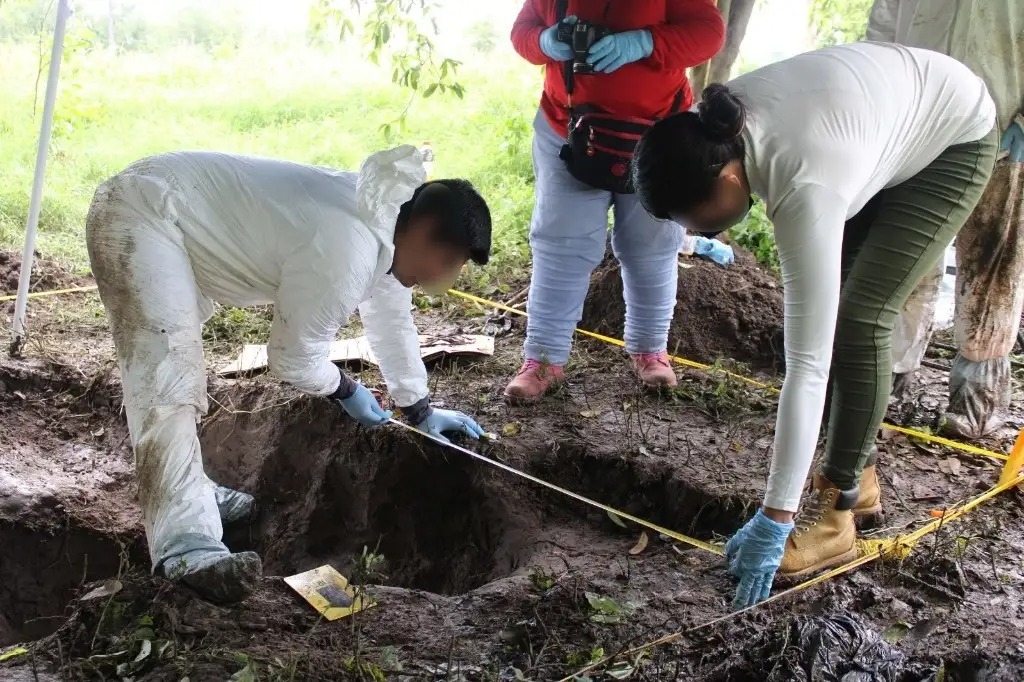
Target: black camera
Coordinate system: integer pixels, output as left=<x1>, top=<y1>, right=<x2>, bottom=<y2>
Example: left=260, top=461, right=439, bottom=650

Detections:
left=556, top=19, right=612, bottom=75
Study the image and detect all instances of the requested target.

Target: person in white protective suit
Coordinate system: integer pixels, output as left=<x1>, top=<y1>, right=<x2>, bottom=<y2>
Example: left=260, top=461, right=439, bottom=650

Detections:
left=868, top=0, right=1024, bottom=438
left=85, top=146, right=492, bottom=603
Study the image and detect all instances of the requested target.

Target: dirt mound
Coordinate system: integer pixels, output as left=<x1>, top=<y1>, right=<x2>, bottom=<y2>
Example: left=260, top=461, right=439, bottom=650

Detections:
left=581, top=248, right=784, bottom=368
left=0, top=250, right=91, bottom=297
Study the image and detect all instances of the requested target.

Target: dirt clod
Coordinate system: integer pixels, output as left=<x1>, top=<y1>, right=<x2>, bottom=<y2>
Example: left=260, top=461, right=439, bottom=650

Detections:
left=582, top=248, right=784, bottom=368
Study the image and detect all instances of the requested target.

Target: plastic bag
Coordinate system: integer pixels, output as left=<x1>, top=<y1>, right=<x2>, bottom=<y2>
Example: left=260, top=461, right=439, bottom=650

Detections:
left=945, top=355, right=1011, bottom=439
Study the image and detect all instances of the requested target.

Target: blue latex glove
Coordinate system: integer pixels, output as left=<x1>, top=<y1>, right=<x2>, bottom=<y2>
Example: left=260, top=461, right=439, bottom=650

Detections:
left=586, top=29, right=653, bottom=74
left=539, top=15, right=576, bottom=62
left=725, top=510, right=794, bottom=610
left=414, top=408, right=486, bottom=444
left=335, top=383, right=392, bottom=428
left=1001, top=121, right=1024, bottom=163
left=694, top=236, right=735, bottom=266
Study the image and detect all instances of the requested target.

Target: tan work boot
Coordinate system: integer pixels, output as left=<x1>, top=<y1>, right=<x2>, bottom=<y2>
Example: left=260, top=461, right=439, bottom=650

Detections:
left=853, top=465, right=882, bottom=517
left=779, top=473, right=858, bottom=580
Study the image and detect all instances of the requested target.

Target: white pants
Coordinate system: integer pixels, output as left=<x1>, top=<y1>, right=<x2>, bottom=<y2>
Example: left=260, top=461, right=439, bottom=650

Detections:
left=86, top=173, right=221, bottom=569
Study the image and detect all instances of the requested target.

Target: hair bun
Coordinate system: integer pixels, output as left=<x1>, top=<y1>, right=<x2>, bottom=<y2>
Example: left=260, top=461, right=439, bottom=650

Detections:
left=697, top=83, right=746, bottom=142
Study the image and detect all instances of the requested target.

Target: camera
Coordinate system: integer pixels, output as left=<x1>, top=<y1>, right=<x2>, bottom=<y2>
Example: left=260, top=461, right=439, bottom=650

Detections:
left=556, top=19, right=612, bottom=75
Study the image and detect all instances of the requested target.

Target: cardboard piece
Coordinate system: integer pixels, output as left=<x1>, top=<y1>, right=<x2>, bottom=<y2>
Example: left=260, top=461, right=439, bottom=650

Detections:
left=283, top=565, right=376, bottom=621
left=217, top=333, right=494, bottom=376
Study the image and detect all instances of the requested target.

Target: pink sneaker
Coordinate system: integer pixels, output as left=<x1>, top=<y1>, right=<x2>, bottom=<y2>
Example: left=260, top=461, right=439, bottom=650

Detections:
left=504, top=360, right=565, bottom=404
left=631, top=352, right=678, bottom=388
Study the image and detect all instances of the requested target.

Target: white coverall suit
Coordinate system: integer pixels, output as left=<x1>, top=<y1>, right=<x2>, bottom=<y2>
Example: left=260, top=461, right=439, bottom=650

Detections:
left=86, top=146, right=431, bottom=571
left=869, top=0, right=1024, bottom=437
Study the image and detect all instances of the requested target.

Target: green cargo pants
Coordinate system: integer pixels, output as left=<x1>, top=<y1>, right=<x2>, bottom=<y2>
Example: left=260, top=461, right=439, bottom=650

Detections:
left=821, top=128, right=998, bottom=489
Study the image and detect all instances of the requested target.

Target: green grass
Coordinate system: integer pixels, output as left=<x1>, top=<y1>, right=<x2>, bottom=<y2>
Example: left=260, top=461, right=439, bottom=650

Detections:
left=0, top=41, right=539, bottom=281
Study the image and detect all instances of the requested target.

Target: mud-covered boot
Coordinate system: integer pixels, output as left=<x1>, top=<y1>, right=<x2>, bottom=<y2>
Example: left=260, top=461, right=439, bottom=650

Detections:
left=503, top=360, right=565, bottom=404
left=161, top=533, right=262, bottom=604
left=779, top=474, right=858, bottom=580
left=214, top=484, right=255, bottom=524
left=630, top=351, right=678, bottom=388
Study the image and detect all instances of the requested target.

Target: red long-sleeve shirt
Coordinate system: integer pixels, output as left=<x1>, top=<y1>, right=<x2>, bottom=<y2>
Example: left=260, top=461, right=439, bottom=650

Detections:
left=511, top=0, right=725, bottom=137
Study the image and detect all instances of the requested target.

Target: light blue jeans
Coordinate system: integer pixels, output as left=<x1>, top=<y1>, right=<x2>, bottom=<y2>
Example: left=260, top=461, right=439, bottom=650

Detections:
left=525, top=110, right=683, bottom=365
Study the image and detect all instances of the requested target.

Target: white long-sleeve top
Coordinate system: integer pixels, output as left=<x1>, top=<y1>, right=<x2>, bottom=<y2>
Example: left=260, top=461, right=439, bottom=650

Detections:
left=120, top=146, right=430, bottom=406
left=726, top=42, right=995, bottom=511
left=867, top=0, right=1023, bottom=130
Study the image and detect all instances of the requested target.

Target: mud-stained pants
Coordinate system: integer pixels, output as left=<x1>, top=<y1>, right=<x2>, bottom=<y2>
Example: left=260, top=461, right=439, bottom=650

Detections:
left=86, top=173, right=223, bottom=570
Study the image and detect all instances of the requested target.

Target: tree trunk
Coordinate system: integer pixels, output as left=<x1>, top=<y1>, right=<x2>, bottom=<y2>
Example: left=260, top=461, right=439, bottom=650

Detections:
left=107, top=0, right=116, bottom=54
left=708, top=0, right=756, bottom=84
left=689, top=0, right=756, bottom=91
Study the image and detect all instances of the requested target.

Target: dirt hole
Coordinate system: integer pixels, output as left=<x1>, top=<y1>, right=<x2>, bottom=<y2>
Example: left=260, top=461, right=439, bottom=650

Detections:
left=0, top=522, right=133, bottom=647
left=204, top=397, right=536, bottom=597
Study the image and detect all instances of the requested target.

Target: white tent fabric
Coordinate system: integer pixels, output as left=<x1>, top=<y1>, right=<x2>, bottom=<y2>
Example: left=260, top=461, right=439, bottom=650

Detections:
left=12, top=0, right=72, bottom=343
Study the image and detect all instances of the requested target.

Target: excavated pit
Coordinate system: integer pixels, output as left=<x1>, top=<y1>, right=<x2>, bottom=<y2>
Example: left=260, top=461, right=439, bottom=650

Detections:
left=199, top=391, right=539, bottom=596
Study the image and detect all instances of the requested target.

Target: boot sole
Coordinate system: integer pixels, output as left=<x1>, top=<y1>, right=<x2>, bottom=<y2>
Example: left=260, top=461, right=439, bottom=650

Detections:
left=777, top=546, right=859, bottom=583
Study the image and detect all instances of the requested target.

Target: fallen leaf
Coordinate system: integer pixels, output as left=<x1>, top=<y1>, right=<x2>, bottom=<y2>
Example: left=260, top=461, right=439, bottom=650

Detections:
left=638, top=445, right=651, bottom=457
left=0, top=647, right=28, bottom=662
left=911, top=485, right=941, bottom=502
left=606, top=661, right=636, bottom=679
left=579, top=409, right=599, bottom=418
left=501, top=422, right=522, bottom=437
left=92, top=427, right=105, bottom=438
left=13, top=391, right=25, bottom=400
left=607, top=510, right=628, bottom=529
left=936, top=458, right=961, bottom=476
left=882, top=622, right=910, bottom=645
left=905, top=617, right=941, bottom=643
left=629, top=532, right=649, bottom=555
left=80, top=579, right=123, bottom=601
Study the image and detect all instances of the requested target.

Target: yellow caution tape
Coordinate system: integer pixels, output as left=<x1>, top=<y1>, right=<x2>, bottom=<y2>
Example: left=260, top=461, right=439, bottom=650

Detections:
left=447, top=288, right=1008, bottom=461
left=388, top=418, right=724, bottom=556
left=0, top=284, right=98, bottom=302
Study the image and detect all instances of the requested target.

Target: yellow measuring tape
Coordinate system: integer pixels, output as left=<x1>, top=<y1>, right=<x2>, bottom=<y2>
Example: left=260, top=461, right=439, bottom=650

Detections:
left=0, top=284, right=98, bottom=302
left=447, top=288, right=1009, bottom=462
left=388, top=417, right=723, bottom=555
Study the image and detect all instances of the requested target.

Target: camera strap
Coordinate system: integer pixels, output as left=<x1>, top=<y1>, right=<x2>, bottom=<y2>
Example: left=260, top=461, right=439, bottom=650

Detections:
left=555, top=0, right=575, bottom=105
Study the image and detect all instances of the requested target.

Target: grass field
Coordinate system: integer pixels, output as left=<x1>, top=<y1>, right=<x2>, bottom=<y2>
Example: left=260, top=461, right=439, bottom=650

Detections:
left=0, top=41, right=541, bottom=286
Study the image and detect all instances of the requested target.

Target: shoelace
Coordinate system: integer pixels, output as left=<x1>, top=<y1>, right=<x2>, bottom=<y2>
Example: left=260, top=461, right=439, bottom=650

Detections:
left=793, top=489, right=828, bottom=536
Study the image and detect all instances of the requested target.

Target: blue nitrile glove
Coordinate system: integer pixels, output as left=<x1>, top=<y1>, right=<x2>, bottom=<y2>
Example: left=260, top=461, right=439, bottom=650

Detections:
left=335, top=383, right=392, bottom=428
left=725, top=509, right=794, bottom=610
left=586, top=29, right=653, bottom=74
left=1001, top=121, right=1024, bottom=163
left=539, top=16, right=576, bottom=62
left=694, top=236, right=735, bottom=266
left=414, top=408, right=487, bottom=444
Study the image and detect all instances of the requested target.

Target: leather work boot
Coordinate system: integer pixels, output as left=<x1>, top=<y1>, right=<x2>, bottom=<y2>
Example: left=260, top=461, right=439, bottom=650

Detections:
left=504, top=360, right=565, bottom=404
left=630, top=351, right=678, bottom=388
left=853, top=465, right=882, bottom=517
left=779, top=473, right=859, bottom=580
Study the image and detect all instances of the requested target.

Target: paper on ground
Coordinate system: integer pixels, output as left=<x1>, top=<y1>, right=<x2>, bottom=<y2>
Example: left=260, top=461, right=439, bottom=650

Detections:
left=283, top=565, right=375, bottom=621
left=217, top=333, right=494, bottom=376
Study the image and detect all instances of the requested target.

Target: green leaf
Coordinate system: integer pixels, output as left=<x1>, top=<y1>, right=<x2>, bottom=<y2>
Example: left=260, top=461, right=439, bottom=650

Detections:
left=606, top=661, right=636, bottom=679
left=0, top=647, right=28, bottom=662
left=423, top=83, right=438, bottom=98
left=883, top=622, right=911, bottom=645
left=607, top=510, right=627, bottom=528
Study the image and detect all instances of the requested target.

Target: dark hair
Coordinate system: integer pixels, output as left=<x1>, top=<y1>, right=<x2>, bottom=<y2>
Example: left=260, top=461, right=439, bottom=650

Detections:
left=397, top=179, right=492, bottom=265
left=632, top=84, right=748, bottom=220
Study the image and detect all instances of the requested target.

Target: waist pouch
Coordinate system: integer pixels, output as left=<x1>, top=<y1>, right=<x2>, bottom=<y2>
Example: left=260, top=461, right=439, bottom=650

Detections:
left=559, top=105, right=658, bottom=194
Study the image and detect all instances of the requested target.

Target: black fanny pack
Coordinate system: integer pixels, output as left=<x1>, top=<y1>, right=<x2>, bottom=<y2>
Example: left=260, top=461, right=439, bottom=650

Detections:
left=555, top=0, right=681, bottom=194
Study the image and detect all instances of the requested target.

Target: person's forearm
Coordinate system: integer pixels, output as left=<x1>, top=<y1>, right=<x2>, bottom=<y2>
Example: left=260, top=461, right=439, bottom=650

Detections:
left=328, top=370, right=358, bottom=400
left=400, top=396, right=433, bottom=424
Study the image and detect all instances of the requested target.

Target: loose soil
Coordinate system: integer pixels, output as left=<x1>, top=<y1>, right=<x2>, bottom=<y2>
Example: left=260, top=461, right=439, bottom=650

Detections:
left=0, top=250, right=93, bottom=299
left=2, top=256, right=1024, bottom=680
left=581, top=248, right=784, bottom=369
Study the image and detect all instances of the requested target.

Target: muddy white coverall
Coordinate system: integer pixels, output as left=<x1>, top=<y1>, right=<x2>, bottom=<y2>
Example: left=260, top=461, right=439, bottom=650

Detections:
left=869, top=0, right=1024, bottom=437
left=86, top=146, right=430, bottom=569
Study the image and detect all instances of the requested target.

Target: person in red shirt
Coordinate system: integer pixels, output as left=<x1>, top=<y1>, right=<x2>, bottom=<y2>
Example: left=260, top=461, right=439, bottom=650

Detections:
left=504, top=0, right=725, bottom=403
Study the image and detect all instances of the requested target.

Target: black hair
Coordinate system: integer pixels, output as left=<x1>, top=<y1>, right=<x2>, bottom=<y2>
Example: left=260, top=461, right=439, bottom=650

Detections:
left=632, top=84, right=748, bottom=220
left=396, top=178, right=492, bottom=265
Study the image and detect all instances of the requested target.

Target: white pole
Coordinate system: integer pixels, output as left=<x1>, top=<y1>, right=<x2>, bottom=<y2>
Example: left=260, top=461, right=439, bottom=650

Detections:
left=11, top=0, right=73, bottom=345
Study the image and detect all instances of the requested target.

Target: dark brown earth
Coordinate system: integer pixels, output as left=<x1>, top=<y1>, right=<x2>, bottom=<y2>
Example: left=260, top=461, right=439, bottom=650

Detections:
left=0, top=250, right=93, bottom=298
left=2, top=254, right=1024, bottom=680
left=581, top=248, right=785, bottom=369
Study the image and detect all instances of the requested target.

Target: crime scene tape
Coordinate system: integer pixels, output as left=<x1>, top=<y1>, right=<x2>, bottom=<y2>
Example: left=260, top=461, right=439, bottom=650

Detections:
left=0, top=284, right=98, bottom=302
left=560, top=468, right=1024, bottom=682
left=446, top=288, right=1009, bottom=462
left=387, top=417, right=724, bottom=555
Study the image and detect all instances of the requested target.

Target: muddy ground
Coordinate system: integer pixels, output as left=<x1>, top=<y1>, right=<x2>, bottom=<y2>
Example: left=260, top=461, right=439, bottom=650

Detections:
left=2, top=251, right=1024, bottom=681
